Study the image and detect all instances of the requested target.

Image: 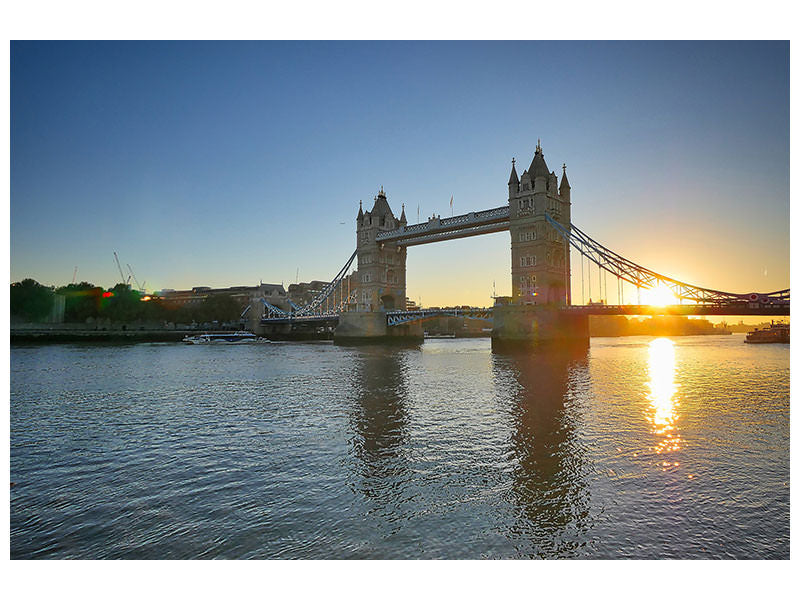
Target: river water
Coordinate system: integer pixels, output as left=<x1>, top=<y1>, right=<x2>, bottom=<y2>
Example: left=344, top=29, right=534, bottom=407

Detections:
left=10, top=335, right=789, bottom=559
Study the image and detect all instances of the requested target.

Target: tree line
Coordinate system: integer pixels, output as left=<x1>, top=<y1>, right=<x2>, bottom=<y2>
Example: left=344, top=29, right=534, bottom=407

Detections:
left=10, top=279, right=244, bottom=325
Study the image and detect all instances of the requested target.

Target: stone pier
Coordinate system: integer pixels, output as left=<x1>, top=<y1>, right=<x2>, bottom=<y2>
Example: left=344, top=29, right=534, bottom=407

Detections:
left=491, top=304, right=589, bottom=352
left=334, top=311, right=423, bottom=345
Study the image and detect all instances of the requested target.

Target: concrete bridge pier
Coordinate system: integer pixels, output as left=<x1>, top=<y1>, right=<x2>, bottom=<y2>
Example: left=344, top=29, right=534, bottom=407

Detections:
left=334, top=311, right=423, bottom=345
left=491, top=305, right=589, bottom=352
left=255, top=322, right=292, bottom=336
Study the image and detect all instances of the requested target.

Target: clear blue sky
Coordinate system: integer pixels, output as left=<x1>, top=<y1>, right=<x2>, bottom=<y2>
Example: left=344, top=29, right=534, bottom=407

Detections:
left=10, top=41, right=789, bottom=306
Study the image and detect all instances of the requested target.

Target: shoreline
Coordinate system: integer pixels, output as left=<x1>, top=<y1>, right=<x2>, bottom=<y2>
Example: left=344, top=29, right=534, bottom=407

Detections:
left=11, top=327, right=738, bottom=344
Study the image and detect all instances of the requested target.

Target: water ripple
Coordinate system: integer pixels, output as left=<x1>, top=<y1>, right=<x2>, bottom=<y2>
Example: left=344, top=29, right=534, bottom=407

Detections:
left=11, top=335, right=789, bottom=558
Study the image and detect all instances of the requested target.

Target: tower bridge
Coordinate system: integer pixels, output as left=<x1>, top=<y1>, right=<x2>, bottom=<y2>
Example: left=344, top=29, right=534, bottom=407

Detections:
left=259, top=142, right=789, bottom=349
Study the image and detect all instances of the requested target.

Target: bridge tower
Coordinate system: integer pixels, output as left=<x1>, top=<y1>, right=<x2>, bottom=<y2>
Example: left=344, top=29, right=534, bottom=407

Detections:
left=354, top=188, right=407, bottom=311
left=507, top=141, right=571, bottom=305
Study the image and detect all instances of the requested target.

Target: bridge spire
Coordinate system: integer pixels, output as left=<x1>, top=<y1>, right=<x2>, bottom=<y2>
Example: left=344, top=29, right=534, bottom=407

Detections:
left=400, top=203, right=407, bottom=224
left=528, top=140, right=549, bottom=180
left=508, top=157, right=519, bottom=185
left=559, top=163, right=571, bottom=193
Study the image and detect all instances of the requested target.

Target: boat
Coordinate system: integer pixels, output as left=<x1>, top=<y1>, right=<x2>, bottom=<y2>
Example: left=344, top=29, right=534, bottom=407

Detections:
left=744, top=322, right=789, bottom=344
left=424, top=332, right=456, bottom=339
left=182, top=331, right=270, bottom=345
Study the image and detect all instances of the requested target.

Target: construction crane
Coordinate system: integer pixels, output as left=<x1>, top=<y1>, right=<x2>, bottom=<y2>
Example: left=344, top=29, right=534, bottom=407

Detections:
left=126, top=263, right=145, bottom=293
left=113, top=252, right=127, bottom=286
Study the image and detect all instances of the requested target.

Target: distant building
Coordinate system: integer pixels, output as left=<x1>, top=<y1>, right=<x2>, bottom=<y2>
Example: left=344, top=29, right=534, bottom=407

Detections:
left=289, top=273, right=357, bottom=312
left=288, top=280, right=329, bottom=307
left=158, top=283, right=289, bottom=313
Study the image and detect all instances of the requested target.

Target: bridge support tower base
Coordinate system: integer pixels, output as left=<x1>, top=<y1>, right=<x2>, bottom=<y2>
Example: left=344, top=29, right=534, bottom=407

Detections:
left=254, top=322, right=292, bottom=337
left=491, top=305, right=589, bottom=353
left=335, top=311, right=423, bottom=345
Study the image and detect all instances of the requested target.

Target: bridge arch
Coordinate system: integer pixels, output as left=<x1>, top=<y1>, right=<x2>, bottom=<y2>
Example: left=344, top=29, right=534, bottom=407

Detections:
left=380, top=294, right=397, bottom=311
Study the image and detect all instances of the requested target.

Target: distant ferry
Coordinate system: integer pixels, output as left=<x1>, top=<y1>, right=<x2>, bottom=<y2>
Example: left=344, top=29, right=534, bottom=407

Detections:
left=744, top=322, right=789, bottom=344
left=424, top=332, right=456, bottom=339
left=182, top=331, right=269, bottom=345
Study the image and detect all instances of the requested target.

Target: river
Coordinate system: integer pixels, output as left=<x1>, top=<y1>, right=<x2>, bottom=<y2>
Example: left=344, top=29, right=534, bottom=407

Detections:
left=10, top=334, right=789, bottom=559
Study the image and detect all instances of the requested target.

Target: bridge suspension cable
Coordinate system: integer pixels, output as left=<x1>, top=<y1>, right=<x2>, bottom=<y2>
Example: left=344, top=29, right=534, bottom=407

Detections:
left=546, top=214, right=789, bottom=305
left=279, top=249, right=358, bottom=317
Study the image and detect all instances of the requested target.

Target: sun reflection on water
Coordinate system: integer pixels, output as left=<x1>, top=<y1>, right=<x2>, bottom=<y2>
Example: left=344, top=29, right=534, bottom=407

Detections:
left=647, top=338, right=681, bottom=454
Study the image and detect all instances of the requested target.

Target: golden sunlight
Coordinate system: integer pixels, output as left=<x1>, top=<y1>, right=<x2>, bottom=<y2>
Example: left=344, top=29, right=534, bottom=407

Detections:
left=646, top=338, right=681, bottom=453
left=641, top=284, right=678, bottom=306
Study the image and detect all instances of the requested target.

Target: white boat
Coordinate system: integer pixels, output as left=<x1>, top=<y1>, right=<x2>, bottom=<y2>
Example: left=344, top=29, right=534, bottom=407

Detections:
left=182, top=331, right=270, bottom=345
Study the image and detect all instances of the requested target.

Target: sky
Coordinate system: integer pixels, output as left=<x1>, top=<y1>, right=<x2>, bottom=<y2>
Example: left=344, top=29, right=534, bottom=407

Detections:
left=10, top=41, right=789, bottom=307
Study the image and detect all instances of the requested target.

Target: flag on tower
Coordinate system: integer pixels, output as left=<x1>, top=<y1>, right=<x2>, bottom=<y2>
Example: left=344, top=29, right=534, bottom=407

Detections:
left=450, top=195, right=453, bottom=208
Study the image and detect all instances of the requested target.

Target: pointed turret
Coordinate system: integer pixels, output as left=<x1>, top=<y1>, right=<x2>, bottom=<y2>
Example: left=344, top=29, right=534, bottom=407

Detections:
left=400, top=203, right=407, bottom=224
left=508, top=158, right=520, bottom=198
left=357, top=199, right=364, bottom=221
left=370, top=187, right=396, bottom=229
left=559, top=163, right=571, bottom=192
left=508, top=158, right=519, bottom=185
left=528, top=139, right=550, bottom=181
left=559, top=163, right=571, bottom=209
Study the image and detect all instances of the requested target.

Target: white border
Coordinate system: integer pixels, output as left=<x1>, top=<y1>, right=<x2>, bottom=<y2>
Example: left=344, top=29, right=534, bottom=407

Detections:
left=3, top=0, right=796, bottom=595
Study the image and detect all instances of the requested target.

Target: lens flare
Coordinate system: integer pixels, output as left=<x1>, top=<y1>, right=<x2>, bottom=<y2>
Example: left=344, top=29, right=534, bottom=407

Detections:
left=641, top=284, right=677, bottom=306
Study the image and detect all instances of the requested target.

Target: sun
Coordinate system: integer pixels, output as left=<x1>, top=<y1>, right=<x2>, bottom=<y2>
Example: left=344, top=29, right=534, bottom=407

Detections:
left=641, top=284, right=678, bottom=306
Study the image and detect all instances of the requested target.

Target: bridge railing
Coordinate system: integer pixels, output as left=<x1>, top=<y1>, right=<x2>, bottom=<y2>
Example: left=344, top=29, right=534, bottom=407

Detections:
left=386, top=307, right=493, bottom=326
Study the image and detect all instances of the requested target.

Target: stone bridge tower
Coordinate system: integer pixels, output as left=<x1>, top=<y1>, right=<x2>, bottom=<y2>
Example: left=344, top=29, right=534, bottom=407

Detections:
left=354, top=188, right=407, bottom=311
left=507, top=141, right=572, bottom=305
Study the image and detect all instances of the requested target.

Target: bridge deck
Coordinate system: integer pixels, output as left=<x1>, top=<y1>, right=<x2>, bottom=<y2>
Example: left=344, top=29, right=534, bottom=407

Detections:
left=563, top=304, right=790, bottom=316
left=262, top=303, right=788, bottom=326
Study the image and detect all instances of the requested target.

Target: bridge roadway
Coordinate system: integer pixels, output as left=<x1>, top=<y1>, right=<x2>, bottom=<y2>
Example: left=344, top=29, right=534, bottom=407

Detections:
left=563, top=303, right=790, bottom=316
left=261, top=302, right=789, bottom=327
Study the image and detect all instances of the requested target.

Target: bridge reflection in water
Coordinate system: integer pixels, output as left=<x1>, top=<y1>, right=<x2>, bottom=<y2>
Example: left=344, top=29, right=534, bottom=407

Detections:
left=348, top=348, right=411, bottom=485
left=345, top=341, right=599, bottom=557
left=333, top=335, right=787, bottom=558
left=491, top=347, right=594, bottom=558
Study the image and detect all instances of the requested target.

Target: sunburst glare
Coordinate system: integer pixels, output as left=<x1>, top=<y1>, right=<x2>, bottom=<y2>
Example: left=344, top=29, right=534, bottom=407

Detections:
left=641, top=284, right=678, bottom=307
